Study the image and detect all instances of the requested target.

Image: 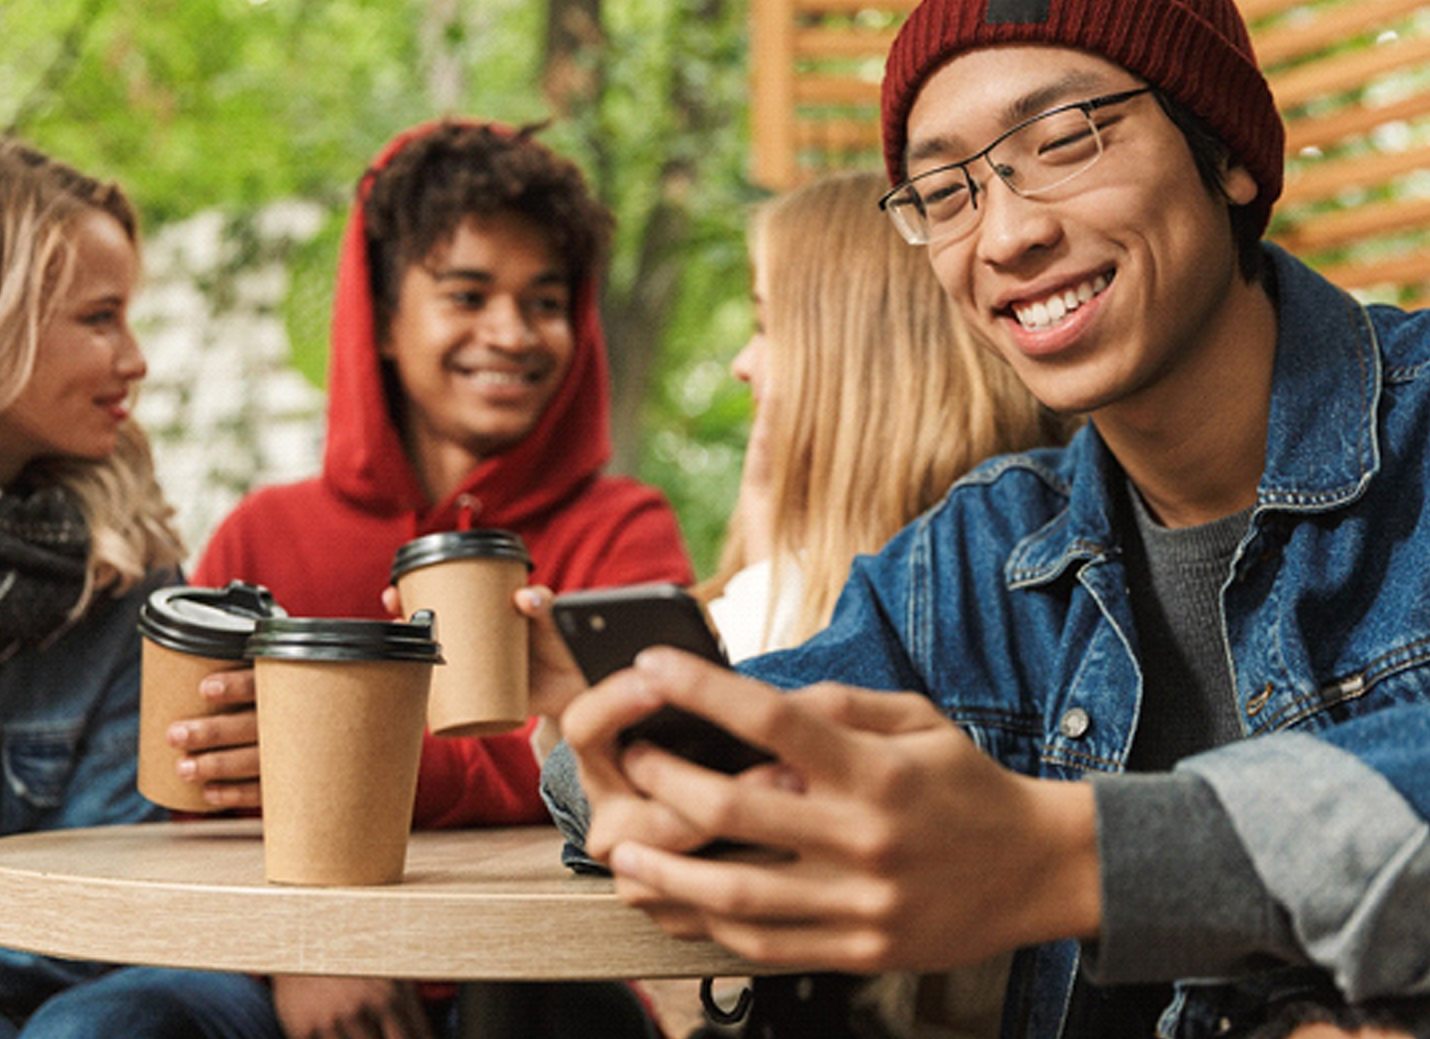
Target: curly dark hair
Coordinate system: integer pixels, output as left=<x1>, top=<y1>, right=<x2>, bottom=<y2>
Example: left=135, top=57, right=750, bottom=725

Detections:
left=362, top=121, right=614, bottom=338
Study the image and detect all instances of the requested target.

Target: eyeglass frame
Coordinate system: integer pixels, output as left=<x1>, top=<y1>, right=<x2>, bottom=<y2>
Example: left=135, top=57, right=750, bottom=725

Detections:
left=878, top=85, right=1157, bottom=245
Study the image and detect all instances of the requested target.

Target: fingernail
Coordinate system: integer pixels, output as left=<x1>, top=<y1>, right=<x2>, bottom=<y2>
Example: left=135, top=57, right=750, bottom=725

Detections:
left=632, top=648, right=673, bottom=678
left=610, top=843, right=644, bottom=878
left=176, top=758, right=197, bottom=780
left=167, top=722, right=192, bottom=746
left=202, top=787, right=225, bottom=805
left=200, top=678, right=224, bottom=699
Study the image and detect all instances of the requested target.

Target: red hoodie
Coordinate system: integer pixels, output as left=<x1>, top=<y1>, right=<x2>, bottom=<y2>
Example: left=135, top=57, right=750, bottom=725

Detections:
left=192, top=121, right=694, bottom=830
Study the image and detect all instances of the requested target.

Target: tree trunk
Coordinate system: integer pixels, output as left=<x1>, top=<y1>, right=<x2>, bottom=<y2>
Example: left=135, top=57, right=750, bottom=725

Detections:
left=420, top=0, right=469, bottom=113
left=543, top=0, right=603, bottom=116
left=540, top=0, right=731, bottom=475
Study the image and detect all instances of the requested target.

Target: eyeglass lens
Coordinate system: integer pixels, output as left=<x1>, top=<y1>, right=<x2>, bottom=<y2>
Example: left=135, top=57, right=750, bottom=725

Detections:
left=891, top=105, right=1106, bottom=244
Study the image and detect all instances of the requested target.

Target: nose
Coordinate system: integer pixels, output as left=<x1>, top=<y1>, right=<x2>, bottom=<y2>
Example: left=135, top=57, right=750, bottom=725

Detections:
left=730, top=339, right=756, bottom=384
left=973, top=170, right=1063, bottom=270
left=115, top=325, right=147, bottom=383
left=480, top=295, right=538, bottom=350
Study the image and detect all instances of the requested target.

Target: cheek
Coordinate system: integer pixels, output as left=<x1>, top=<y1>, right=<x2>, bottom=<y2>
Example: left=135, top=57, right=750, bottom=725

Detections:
left=926, top=242, right=971, bottom=305
left=545, top=323, right=577, bottom=374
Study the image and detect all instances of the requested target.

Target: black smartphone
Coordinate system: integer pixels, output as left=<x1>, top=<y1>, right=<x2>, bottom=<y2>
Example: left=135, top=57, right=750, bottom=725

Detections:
left=552, top=583, right=775, bottom=774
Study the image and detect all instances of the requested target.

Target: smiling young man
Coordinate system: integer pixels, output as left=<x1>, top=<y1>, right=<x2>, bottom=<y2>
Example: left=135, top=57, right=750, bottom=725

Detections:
left=541, top=1, right=1430, bottom=1036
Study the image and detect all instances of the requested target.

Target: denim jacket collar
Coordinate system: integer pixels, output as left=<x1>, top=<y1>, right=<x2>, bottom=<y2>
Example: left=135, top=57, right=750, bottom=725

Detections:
left=1008, top=243, right=1381, bottom=591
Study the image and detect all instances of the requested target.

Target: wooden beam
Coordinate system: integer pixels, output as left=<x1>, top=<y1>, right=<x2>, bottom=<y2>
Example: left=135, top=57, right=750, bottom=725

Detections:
left=794, top=25, right=899, bottom=59
left=1281, top=142, right=1430, bottom=205
left=1235, top=0, right=1312, bottom=25
left=1268, top=33, right=1430, bottom=110
left=1252, top=0, right=1427, bottom=66
left=792, top=0, right=918, bottom=12
left=794, top=117, right=882, bottom=151
left=1275, top=195, right=1430, bottom=252
left=752, top=0, right=799, bottom=189
left=1314, top=252, right=1430, bottom=293
left=793, top=72, right=882, bottom=105
left=1284, top=91, right=1430, bottom=153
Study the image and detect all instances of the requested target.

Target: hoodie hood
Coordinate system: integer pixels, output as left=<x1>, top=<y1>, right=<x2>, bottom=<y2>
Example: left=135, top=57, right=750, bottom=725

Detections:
left=321, top=120, right=613, bottom=531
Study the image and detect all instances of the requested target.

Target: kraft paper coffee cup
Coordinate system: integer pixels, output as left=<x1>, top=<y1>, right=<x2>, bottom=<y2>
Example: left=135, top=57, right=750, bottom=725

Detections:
left=248, top=612, right=442, bottom=886
left=135, top=582, right=285, bottom=813
left=390, top=529, right=532, bottom=738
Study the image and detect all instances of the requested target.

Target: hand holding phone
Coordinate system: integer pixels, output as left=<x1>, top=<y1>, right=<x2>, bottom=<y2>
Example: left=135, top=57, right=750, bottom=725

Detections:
left=552, top=583, right=774, bottom=774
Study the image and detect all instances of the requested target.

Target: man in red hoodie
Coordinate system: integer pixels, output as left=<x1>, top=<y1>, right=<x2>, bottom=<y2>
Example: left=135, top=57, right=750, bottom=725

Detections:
left=20, top=122, right=689, bottom=1038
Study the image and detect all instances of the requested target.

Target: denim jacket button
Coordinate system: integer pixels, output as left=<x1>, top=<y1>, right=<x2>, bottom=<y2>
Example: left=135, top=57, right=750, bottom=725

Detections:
left=1059, top=707, right=1090, bottom=739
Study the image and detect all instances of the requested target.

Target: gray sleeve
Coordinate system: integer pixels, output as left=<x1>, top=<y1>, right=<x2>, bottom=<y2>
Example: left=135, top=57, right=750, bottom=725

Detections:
left=1179, top=732, right=1430, bottom=1002
left=1081, top=770, right=1306, bottom=985
left=1085, top=733, right=1430, bottom=1002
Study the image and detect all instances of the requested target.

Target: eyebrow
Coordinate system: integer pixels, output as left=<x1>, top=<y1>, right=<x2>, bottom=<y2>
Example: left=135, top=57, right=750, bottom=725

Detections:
left=78, top=291, right=127, bottom=309
left=905, top=69, right=1115, bottom=168
left=432, top=267, right=568, bottom=288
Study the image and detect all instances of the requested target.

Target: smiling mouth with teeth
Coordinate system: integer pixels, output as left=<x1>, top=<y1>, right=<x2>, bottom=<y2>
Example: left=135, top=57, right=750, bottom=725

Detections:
left=1012, top=272, right=1112, bottom=331
left=449, top=364, right=544, bottom=386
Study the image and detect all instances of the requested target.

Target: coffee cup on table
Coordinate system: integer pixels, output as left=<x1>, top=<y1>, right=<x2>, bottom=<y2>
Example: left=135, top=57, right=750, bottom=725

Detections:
left=390, top=529, right=533, bottom=738
left=247, top=611, right=442, bottom=886
left=136, top=582, right=285, bottom=813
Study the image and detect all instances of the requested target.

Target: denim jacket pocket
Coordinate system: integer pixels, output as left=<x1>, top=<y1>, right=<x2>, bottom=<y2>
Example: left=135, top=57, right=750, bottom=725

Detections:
left=2, top=719, right=83, bottom=822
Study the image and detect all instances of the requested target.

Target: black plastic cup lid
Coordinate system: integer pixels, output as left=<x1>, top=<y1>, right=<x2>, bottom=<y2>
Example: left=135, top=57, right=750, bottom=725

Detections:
left=390, top=528, right=533, bottom=583
left=138, top=581, right=287, bottom=659
left=246, top=610, right=444, bottom=664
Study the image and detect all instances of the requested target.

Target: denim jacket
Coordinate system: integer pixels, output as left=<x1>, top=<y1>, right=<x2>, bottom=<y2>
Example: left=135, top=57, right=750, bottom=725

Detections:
left=541, top=246, right=1430, bottom=1037
left=0, top=568, right=176, bottom=1018
left=741, top=246, right=1430, bottom=1035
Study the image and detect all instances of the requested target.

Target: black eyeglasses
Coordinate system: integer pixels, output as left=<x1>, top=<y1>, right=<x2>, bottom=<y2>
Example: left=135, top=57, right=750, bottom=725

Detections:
left=879, top=86, right=1155, bottom=245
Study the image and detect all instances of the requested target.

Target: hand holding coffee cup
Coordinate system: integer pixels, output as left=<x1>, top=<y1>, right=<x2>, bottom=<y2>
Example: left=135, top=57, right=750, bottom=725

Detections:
left=390, top=529, right=533, bottom=737
left=136, top=582, right=285, bottom=813
left=166, top=669, right=261, bottom=810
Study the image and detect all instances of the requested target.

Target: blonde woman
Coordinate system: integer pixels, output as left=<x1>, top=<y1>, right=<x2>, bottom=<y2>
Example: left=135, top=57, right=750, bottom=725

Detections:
left=0, top=140, right=184, bottom=1034
left=632, top=170, right=1073, bottom=1039
left=705, top=168, right=1068, bottom=664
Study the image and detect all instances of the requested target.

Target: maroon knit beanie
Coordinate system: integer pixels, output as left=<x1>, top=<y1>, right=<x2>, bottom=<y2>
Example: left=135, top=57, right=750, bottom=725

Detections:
left=881, top=0, right=1284, bottom=235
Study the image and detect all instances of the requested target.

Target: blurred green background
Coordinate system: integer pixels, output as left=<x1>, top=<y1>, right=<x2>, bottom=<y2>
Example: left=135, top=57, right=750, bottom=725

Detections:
left=9, top=0, right=1425, bottom=575
left=2, top=0, right=792, bottom=575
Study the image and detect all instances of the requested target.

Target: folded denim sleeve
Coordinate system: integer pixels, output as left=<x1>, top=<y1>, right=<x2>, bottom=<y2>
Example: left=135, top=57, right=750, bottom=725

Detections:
left=538, top=739, right=608, bottom=875
left=1082, top=770, right=1305, bottom=985
left=1178, top=730, right=1430, bottom=1002
left=1085, top=730, right=1430, bottom=1002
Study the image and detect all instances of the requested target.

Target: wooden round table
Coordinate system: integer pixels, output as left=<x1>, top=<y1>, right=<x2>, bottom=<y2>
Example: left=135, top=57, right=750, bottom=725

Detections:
left=0, top=818, right=763, bottom=981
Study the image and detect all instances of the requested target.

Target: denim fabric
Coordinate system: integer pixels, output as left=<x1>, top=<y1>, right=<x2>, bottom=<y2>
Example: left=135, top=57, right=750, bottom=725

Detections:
left=16, top=969, right=282, bottom=1039
left=0, top=569, right=177, bottom=1028
left=542, top=246, right=1430, bottom=1038
left=0, top=569, right=176, bottom=836
left=540, top=739, right=606, bottom=874
left=739, top=245, right=1430, bottom=1036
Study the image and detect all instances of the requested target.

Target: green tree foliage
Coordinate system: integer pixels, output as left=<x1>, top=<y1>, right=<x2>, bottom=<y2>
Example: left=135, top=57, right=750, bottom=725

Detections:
left=3, top=0, right=758, bottom=574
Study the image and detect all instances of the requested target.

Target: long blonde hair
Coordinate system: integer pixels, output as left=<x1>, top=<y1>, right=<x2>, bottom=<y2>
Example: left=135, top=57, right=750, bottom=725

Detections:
left=705, top=170, right=1071, bottom=644
left=0, top=139, right=184, bottom=612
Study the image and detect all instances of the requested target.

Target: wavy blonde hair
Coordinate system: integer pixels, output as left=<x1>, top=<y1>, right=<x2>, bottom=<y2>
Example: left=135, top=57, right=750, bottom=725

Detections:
left=704, top=170, right=1073, bottom=644
left=0, top=140, right=184, bottom=613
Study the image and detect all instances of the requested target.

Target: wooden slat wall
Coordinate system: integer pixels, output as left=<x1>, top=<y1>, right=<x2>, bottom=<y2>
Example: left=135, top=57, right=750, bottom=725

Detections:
left=749, top=0, right=1430, bottom=304
left=1255, top=1, right=1430, bottom=304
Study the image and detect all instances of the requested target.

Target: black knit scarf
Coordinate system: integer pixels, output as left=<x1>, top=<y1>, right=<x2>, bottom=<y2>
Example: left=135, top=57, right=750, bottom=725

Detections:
left=0, top=481, right=90, bottom=661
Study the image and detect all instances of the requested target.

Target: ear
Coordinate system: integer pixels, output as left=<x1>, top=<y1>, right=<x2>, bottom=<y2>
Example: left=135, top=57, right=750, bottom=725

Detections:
left=1222, top=163, right=1258, bottom=207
